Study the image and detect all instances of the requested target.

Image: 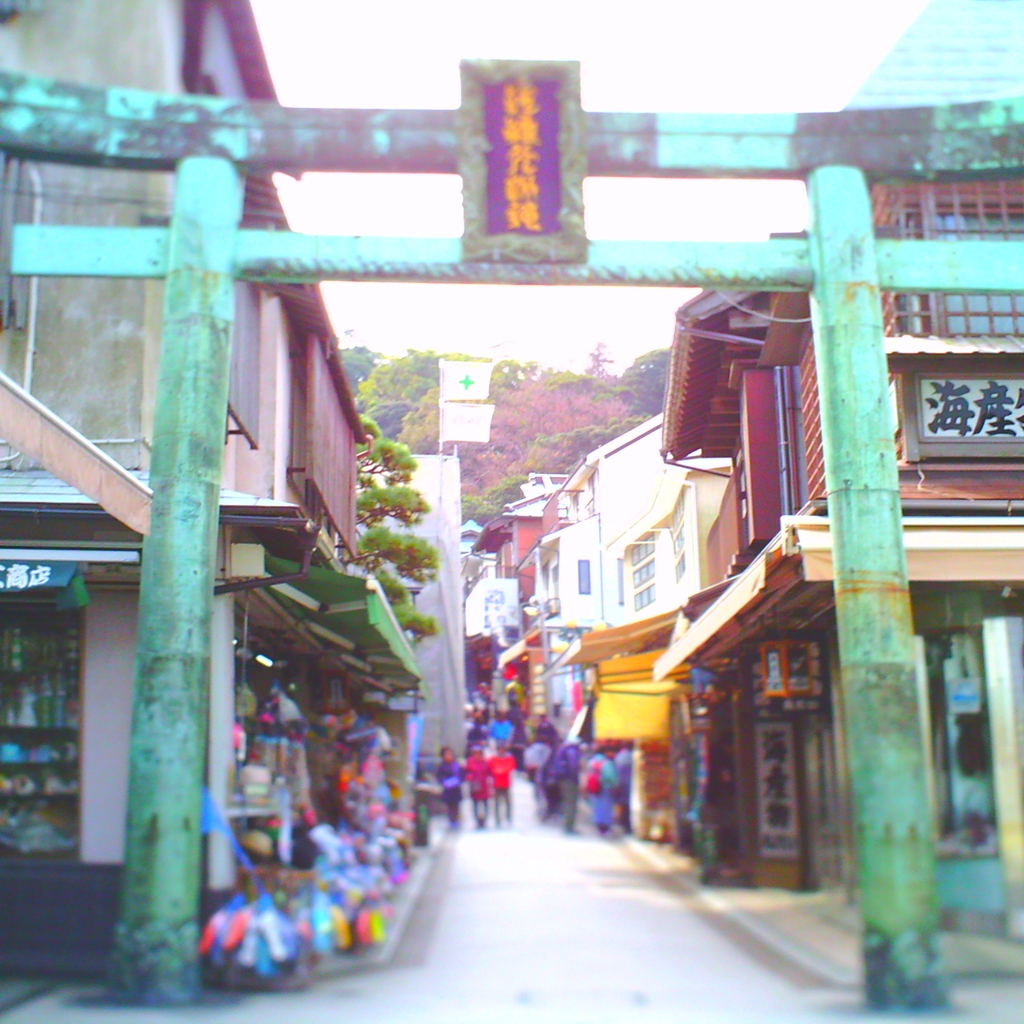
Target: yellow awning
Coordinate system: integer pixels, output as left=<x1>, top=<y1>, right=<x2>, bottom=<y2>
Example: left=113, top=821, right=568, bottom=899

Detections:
left=593, top=649, right=685, bottom=741
left=594, top=689, right=672, bottom=741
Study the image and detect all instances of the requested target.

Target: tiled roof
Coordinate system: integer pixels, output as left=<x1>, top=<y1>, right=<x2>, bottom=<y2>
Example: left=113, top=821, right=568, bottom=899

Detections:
left=846, top=0, right=1024, bottom=109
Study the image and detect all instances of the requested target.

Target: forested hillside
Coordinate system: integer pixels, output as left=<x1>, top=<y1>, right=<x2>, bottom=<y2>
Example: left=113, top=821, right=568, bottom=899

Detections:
left=342, top=345, right=669, bottom=523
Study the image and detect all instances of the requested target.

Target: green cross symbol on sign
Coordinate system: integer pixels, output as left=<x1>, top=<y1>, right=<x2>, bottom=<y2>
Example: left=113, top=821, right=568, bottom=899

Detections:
left=460, top=374, right=475, bottom=390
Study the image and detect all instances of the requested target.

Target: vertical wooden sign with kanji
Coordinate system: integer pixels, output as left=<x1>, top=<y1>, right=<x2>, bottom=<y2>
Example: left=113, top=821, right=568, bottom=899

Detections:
left=459, top=59, right=587, bottom=262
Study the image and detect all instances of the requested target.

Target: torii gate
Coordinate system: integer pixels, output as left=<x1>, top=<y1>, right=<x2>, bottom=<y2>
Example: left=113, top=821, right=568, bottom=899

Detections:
left=4, top=61, right=1024, bottom=1007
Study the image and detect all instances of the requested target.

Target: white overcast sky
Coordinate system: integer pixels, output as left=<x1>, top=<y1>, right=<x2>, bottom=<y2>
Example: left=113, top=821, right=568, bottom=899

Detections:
left=251, top=0, right=929, bottom=371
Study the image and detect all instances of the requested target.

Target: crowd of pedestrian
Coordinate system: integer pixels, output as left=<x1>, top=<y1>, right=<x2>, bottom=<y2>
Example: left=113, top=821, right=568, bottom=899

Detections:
left=434, top=681, right=634, bottom=837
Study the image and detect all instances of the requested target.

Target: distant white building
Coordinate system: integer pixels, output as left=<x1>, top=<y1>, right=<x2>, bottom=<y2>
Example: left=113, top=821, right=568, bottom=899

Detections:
left=410, top=455, right=465, bottom=757
left=531, top=416, right=728, bottom=713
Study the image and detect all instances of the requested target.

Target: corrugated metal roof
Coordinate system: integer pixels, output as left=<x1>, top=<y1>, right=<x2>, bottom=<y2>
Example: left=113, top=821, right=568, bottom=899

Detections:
left=885, top=336, right=1024, bottom=355
left=846, top=0, right=1024, bottom=110
left=0, top=470, right=303, bottom=515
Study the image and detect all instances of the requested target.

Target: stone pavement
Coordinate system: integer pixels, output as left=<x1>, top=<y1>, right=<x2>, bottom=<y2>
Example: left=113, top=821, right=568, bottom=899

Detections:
left=7, top=777, right=1024, bottom=1023
left=627, top=838, right=1024, bottom=990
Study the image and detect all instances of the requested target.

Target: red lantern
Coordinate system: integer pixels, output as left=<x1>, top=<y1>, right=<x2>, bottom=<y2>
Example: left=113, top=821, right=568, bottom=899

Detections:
left=502, top=662, right=518, bottom=681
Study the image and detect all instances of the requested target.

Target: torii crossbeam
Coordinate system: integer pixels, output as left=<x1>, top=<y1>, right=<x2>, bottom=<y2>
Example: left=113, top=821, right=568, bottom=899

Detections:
left=4, top=65, right=1023, bottom=1008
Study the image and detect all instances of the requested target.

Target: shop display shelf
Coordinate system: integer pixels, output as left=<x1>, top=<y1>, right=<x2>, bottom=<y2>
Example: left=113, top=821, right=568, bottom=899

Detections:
left=0, top=761, right=76, bottom=767
left=0, top=726, right=78, bottom=735
left=0, top=793, right=78, bottom=801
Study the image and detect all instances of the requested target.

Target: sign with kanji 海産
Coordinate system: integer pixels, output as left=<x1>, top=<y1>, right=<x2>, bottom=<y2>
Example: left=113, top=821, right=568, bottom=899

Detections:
left=921, top=377, right=1024, bottom=438
left=754, top=720, right=800, bottom=859
left=905, top=373, right=1024, bottom=459
left=459, top=59, right=587, bottom=263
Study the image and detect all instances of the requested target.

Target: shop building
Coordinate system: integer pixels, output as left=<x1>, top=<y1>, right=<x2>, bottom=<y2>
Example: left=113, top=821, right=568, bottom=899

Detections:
left=0, top=0, right=424, bottom=974
left=656, top=236, right=1024, bottom=933
left=554, top=445, right=728, bottom=842
left=466, top=476, right=565, bottom=718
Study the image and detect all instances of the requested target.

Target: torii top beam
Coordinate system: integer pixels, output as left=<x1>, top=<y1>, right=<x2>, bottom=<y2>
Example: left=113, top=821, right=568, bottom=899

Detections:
left=0, top=70, right=1023, bottom=179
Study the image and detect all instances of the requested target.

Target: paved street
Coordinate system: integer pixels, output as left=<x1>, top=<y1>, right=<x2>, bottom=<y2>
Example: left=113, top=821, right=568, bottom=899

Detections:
left=8, top=779, right=1024, bottom=1024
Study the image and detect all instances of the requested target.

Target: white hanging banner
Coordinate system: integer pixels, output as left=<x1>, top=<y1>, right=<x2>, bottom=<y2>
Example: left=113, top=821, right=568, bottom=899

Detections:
left=440, top=360, right=494, bottom=403
left=440, top=401, right=494, bottom=444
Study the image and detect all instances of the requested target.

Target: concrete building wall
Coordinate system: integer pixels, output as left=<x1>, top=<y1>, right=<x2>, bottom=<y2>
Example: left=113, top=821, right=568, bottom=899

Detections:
left=80, top=588, right=137, bottom=864
left=411, top=454, right=465, bottom=758
left=0, top=0, right=183, bottom=465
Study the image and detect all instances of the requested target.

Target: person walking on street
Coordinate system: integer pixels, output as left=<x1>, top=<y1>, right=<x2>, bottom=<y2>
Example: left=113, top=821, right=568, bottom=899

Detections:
left=535, top=714, right=559, bottom=748
left=466, top=711, right=488, bottom=748
left=540, top=743, right=562, bottom=821
left=587, top=746, right=619, bottom=836
left=436, top=746, right=464, bottom=829
left=508, top=700, right=528, bottom=771
left=489, top=708, right=513, bottom=747
left=524, top=736, right=551, bottom=809
left=613, top=742, right=634, bottom=835
left=488, top=743, right=516, bottom=826
left=551, top=737, right=581, bottom=833
left=465, top=744, right=492, bottom=829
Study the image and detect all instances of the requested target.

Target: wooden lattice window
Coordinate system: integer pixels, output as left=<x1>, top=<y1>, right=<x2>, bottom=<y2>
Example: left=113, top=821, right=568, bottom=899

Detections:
left=875, top=182, right=1024, bottom=337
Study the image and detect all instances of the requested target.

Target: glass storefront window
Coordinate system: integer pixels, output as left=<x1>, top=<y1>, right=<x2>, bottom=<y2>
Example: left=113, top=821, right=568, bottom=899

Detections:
left=0, top=608, right=80, bottom=858
left=925, top=629, right=997, bottom=857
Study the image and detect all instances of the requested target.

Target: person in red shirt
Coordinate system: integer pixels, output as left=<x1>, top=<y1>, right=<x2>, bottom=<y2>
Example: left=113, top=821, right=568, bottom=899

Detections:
left=488, top=743, right=517, bottom=826
left=465, top=745, right=492, bottom=829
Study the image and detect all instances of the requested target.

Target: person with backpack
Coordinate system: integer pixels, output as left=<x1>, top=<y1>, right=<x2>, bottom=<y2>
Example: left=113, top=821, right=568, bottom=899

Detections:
left=586, top=746, right=619, bottom=836
left=551, top=738, right=582, bottom=834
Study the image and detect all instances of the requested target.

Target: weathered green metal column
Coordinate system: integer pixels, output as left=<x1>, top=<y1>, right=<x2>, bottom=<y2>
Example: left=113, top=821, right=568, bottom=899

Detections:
left=807, top=166, right=945, bottom=1008
left=111, top=157, right=242, bottom=1004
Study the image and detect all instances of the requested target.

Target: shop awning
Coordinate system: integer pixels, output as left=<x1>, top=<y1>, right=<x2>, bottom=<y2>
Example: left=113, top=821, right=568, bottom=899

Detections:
left=791, top=516, right=1024, bottom=583
left=593, top=650, right=684, bottom=741
left=654, top=542, right=775, bottom=681
left=605, top=472, right=680, bottom=557
left=653, top=514, right=1024, bottom=681
left=595, top=690, right=673, bottom=741
left=567, top=609, right=679, bottom=666
left=265, top=556, right=421, bottom=691
left=497, top=628, right=539, bottom=669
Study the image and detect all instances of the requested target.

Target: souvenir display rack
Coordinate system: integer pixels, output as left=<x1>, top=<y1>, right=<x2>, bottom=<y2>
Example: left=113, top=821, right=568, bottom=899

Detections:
left=0, top=608, right=81, bottom=859
left=202, top=667, right=413, bottom=989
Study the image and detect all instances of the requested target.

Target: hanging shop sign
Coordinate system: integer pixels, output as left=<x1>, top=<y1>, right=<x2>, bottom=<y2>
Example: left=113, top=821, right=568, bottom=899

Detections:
left=754, top=720, right=800, bottom=860
left=459, top=59, right=587, bottom=263
left=904, top=374, right=1024, bottom=459
left=754, top=640, right=828, bottom=717
left=0, top=560, right=77, bottom=593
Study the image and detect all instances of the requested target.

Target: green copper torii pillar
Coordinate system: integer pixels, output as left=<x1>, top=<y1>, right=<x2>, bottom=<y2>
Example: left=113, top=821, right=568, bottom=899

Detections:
left=111, top=157, right=243, bottom=1004
left=808, top=166, right=945, bottom=1009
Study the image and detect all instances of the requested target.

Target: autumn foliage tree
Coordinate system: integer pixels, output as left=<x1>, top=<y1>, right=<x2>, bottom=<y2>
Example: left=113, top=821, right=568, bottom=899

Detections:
left=348, top=417, right=440, bottom=640
left=348, top=347, right=669, bottom=525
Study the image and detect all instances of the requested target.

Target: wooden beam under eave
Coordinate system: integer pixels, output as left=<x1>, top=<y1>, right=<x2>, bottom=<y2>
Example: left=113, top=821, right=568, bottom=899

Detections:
left=0, top=371, right=151, bottom=534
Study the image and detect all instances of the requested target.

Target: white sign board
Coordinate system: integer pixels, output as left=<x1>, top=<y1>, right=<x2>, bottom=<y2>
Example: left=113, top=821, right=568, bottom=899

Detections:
left=465, top=577, right=519, bottom=639
left=440, top=401, right=495, bottom=443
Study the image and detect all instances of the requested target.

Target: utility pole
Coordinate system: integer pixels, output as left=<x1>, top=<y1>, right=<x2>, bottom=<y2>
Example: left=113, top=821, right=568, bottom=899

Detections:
left=111, top=157, right=243, bottom=1004
left=807, top=166, right=945, bottom=1009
